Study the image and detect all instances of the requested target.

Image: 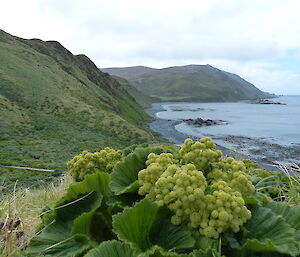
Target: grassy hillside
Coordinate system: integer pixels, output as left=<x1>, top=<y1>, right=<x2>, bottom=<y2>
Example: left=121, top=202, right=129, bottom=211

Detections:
left=103, top=65, right=274, bottom=102
left=0, top=30, right=159, bottom=191
left=111, top=75, right=159, bottom=108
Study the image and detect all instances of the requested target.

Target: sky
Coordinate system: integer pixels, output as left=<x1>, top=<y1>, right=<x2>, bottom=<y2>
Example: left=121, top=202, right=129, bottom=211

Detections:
left=1, top=0, right=300, bottom=94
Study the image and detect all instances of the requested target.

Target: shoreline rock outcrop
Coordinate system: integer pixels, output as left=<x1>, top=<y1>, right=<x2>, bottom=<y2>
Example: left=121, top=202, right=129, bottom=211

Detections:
left=183, top=117, right=228, bottom=127
left=252, top=99, right=286, bottom=105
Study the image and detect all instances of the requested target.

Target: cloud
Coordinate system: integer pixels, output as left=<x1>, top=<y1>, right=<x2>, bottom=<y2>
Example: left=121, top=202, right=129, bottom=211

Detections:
left=1, top=0, right=300, bottom=94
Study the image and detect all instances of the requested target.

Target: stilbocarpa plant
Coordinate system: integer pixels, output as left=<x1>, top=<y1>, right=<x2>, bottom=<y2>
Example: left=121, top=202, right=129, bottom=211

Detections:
left=27, top=139, right=300, bottom=257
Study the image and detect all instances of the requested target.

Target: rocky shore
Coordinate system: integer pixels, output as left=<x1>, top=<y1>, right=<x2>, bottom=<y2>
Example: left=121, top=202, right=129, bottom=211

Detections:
left=146, top=103, right=299, bottom=171
left=183, top=117, right=228, bottom=127
left=251, top=99, right=286, bottom=105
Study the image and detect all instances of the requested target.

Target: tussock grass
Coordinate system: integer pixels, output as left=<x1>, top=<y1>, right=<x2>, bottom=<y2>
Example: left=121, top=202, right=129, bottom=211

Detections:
left=275, top=162, right=300, bottom=205
left=0, top=174, right=73, bottom=256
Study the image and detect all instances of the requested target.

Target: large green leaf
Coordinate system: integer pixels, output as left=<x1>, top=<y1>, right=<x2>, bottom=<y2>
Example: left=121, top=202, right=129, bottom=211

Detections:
left=29, top=172, right=112, bottom=256
left=71, top=173, right=116, bottom=243
left=107, top=192, right=144, bottom=209
left=83, top=243, right=203, bottom=257
left=112, top=199, right=194, bottom=252
left=89, top=232, right=215, bottom=257
left=191, top=232, right=218, bottom=255
left=140, top=246, right=220, bottom=257
left=150, top=214, right=195, bottom=251
left=227, top=205, right=300, bottom=256
left=72, top=209, right=97, bottom=236
left=28, top=222, right=91, bottom=257
left=87, top=208, right=117, bottom=243
left=193, top=249, right=222, bottom=257
left=265, top=202, right=300, bottom=244
left=83, top=240, right=136, bottom=257
left=112, top=199, right=159, bottom=250
left=42, top=172, right=111, bottom=225
left=110, top=147, right=163, bottom=195
left=142, top=245, right=192, bottom=257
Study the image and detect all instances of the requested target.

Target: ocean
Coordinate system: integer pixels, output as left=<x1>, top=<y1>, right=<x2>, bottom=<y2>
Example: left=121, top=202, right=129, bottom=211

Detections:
left=152, top=96, right=300, bottom=163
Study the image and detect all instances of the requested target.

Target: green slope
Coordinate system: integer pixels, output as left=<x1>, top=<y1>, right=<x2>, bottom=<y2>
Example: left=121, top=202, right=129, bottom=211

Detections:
left=110, top=75, right=159, bottom=108
left=103, top=65, right=274, bottom=102
left=0, top=30, right=158, bottom=190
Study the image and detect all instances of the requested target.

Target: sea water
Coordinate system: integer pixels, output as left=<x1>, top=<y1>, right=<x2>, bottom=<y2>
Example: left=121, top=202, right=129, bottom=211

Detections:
left=156, top=96, right=300, bottom=147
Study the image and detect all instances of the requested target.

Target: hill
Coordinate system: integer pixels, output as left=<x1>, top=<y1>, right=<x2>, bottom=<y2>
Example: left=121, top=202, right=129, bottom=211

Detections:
left=0, top=30, right=158, bottom=190
left=111, top=75, right=159, bottom=108
left=103, top=65, right=273, bottom=102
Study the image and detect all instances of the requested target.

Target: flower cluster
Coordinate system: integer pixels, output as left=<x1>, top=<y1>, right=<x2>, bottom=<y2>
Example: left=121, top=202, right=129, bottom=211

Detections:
left=138, top=138, right=254, bottom=238
left=67, top=147, right=122, bottom=181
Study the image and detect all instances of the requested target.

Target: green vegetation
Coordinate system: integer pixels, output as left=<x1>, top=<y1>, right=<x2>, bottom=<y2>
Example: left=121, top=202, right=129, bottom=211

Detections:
left=1, top=138, right=298, bottom=256
left=0, top=30, right=160, bottom=191
left=0, top=30, right=296, bottom=257
left=67, top=147, right=122, bottom=181
left=0, top=166, right=58, bottom=193
left=103, top=65, right=274, bottom=102
left=138, top=139, right=254, bottom=239
left=0, top=174, right=73, bottom=257
left=111, top=75, right=158, bottom=108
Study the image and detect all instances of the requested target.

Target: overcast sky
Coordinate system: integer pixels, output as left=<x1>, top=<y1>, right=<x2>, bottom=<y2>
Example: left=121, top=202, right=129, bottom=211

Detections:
left=1, top=0, right=300, bottom=94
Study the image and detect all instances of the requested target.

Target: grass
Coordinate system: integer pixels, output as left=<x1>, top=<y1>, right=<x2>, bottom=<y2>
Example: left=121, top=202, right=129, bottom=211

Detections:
left=112, top=75, right=158, bottom=109
left=0, top=167, right=58, bottom=194
left=103, top=65, right=272, bottom=102
left=0, top=173, right=73, bottom=256
left=0, top=30, right=162, bottom=191
left=274, top=162, right=300, bottom=205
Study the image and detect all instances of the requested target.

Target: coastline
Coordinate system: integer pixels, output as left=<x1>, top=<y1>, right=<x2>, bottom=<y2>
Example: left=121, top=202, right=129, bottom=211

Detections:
left=146, top=102, right=297, bottom=171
